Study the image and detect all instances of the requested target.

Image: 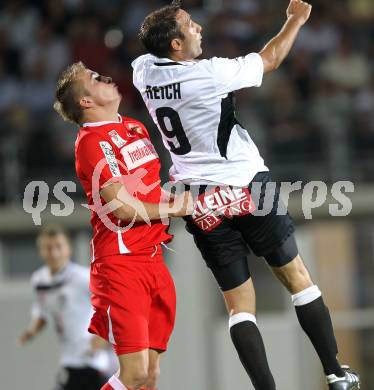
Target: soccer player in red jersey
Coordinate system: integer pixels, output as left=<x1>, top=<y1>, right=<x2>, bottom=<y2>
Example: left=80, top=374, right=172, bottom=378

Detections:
left=54, top=62, right=192, bottom=390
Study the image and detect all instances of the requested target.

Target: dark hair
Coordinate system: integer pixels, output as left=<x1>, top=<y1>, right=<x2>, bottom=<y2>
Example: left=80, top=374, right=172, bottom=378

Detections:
left=139, top=0, right=184, bottom=58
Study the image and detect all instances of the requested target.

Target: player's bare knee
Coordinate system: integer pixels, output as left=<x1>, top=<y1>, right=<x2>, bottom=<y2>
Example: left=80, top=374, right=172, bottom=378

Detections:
left=223, top=279, right=256, bottom=315
left=147, top=366, right=161, bottom=386
left=227, top=302, right=256, bottom=316
left=273, top=255, right=313, bottom=293
left=118, top=357, right=149, bottom=388
left=133, top=372, right=149, bottom=388
left=291, top=256, right=313, bottom=289
left=119, top=367, right=149, bottom=388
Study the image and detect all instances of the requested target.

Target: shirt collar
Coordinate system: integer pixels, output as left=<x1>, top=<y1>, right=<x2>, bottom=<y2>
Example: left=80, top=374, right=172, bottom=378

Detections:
left=154, top=57, right=197, bottom=67
left=82, top=114, right=122, bottom=128
left=48, top=261, right=72, bottom=281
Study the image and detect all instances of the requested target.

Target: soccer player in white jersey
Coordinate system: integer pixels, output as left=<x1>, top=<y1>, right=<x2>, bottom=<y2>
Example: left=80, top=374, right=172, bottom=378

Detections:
left=18, top=226, right=111, bottom=390
left=132, top=1, right=360, bottom=389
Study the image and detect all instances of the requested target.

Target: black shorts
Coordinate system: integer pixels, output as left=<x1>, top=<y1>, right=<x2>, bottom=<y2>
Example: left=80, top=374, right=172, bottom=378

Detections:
left=184, top=171, right=298, bottom=291
left=55, top=366, right=107, bottom=390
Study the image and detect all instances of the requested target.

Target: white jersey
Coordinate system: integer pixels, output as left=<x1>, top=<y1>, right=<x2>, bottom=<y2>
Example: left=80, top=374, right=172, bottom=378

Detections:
left=30, top=262, right=109, bottom=371
left=132, top=53, right=268, bottom=187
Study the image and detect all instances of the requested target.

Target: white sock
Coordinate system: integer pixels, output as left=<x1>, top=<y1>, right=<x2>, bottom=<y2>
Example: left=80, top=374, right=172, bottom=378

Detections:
left=229, top=312, right=257, bottom=329
left=326, top=373, right=345, bottom=383
left=291, top=285, right=322, bottom=306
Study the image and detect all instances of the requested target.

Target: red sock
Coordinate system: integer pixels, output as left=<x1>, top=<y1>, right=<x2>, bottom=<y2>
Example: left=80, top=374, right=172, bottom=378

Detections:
left=100, top=384, right=114, bottom=390
left=100, top=382, right=132, bottom=390
left=100, top=384, right=155, bottom=390
left=103, top=375, right=131, bottom=390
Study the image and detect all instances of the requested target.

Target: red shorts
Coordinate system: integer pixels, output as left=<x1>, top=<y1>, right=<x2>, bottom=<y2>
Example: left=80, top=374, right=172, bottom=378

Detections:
left=88, top=246, right=176, bottom=355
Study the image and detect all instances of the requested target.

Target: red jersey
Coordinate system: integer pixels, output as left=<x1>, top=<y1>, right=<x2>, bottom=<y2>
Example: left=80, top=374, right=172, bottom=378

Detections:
left=75, top=115, right=172, bottom=260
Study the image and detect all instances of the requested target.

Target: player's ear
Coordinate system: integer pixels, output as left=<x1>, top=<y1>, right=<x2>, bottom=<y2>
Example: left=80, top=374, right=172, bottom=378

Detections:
left=171, top=37, right=183, bottom=52
left=80, top=96, right=94, bottom=109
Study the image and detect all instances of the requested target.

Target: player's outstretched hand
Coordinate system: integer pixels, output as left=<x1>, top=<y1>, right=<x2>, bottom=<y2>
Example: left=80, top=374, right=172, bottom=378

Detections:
left=17, top=330, right=33, bottom=346
left=287, top=0, right=312, bottom=26
left=170, top=191, right=194, bottom=217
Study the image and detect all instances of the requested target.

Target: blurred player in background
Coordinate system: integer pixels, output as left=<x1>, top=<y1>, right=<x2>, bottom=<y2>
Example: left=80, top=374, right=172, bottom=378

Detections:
left=133, top=0, right=360, bottom=389
left=18, top=225, right=111, bottom=390
left=53, top=62, right=192, bottom=390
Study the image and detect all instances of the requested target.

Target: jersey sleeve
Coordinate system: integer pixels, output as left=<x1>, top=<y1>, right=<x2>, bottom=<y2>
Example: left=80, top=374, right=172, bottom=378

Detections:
left=31, top=297, right=48, bottom=320
left=77, top=133, right=125, bottom=189
left=30, top=274, right=48, bottom=321
left=204, top=53, right=264, bottom=95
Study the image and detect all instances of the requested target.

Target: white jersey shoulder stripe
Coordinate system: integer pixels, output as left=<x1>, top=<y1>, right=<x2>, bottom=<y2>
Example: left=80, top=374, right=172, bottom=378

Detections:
left=99, top=141, right=121, bottom=177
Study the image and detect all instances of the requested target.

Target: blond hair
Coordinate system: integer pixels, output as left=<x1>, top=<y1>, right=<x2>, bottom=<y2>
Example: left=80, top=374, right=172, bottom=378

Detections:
left=53, top=62, right=87, bottom=125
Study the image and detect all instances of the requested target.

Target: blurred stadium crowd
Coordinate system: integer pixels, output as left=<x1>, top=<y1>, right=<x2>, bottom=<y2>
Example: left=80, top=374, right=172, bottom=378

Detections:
left=0, top=0, right=373, bottom=205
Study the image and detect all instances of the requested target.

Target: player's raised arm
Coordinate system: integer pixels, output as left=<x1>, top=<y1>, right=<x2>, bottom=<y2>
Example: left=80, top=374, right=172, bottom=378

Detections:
left=259, top=0, right=312, bottom=73
left=100, top=182, right=193, bottom=221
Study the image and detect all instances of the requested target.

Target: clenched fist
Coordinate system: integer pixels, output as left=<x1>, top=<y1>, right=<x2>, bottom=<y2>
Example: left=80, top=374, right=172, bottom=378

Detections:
left=170, top=191, right=194, bottom=217
left=287, top=0, right=312, bottom=26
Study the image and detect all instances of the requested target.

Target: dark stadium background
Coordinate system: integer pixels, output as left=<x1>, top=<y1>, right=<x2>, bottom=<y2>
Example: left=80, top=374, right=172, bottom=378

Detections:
left=0, top=1, right=373, bottom=389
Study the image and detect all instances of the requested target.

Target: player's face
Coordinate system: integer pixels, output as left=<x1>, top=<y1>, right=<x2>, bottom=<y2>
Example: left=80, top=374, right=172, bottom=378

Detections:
left=175, top=9, right=203, bottom=60
left=80, top=69, right=121, bottom=108
left=38, top=234, right=71, bottom=272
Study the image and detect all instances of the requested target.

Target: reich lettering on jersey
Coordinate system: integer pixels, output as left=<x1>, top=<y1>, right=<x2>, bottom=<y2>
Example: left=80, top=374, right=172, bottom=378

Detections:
left=145, top=83, right=181, bottom=100
left=192, top=187, right=256, bottom=232
left=121, top=139, right=158, bottom=170
left=99, top=141, right=121, bottom=177
left=108, top=130, right=127, bottom=148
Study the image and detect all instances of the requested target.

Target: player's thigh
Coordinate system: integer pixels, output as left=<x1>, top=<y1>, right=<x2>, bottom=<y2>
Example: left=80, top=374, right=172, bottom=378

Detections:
left=184, top=216, right=251, bottom=291
left=118, top=349, right=149, bottom=376
left=90, top=259, right=153, bottom=354
left=208, top=254, right=252, bottom=293
left=148, top=349, right=161, bottom=381
left=148, top=263, right=176, bottom=352
left=238, top=176, right=313, bottom=292
left=148, top=348, right=161, bottom=369
left=235, top=171, right=297, bottom=267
